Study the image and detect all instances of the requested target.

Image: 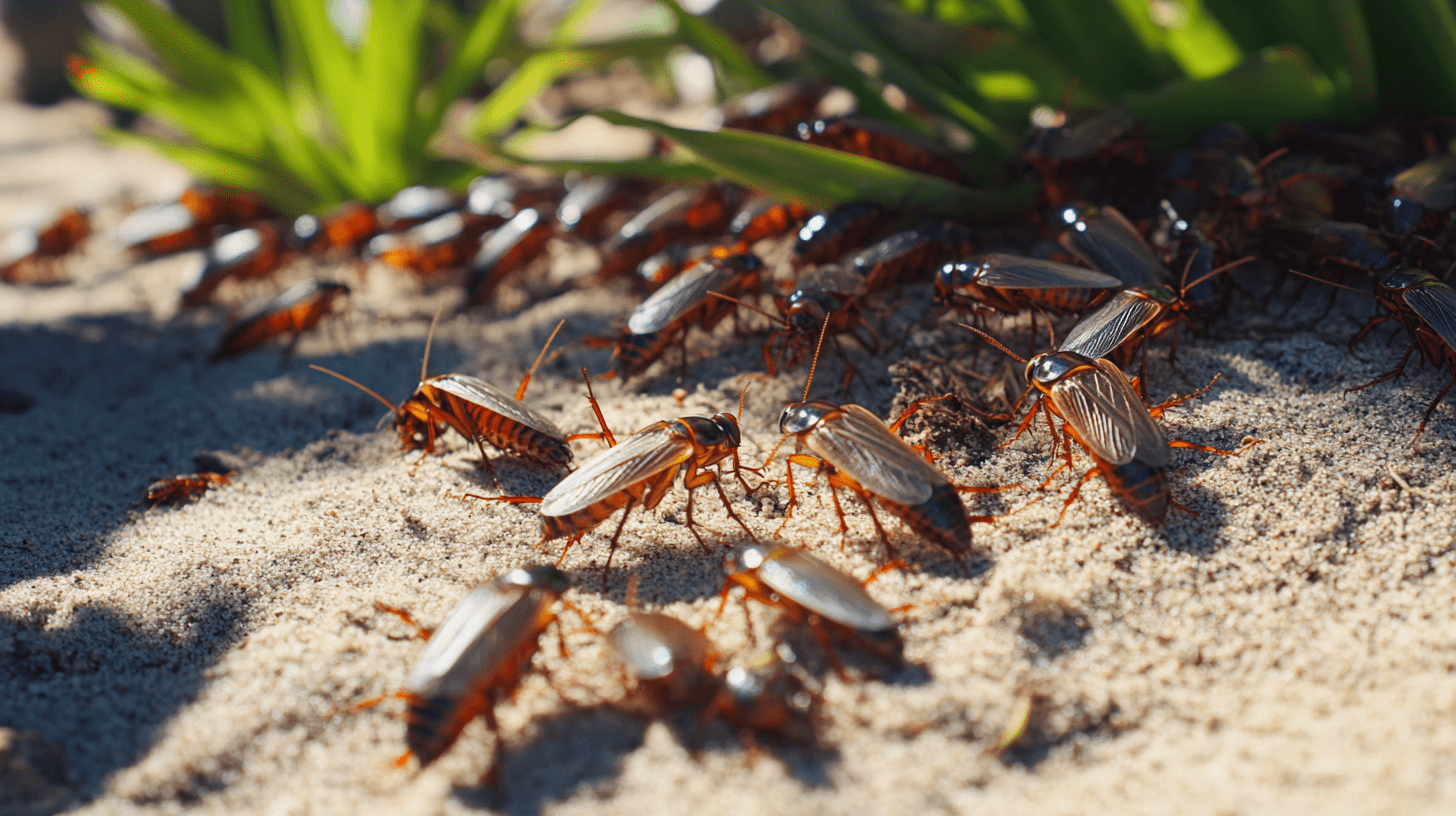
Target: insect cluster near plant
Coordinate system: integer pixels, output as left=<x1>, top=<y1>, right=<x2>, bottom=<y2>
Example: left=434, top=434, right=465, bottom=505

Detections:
left=11, top=78, right=1456, bottom=782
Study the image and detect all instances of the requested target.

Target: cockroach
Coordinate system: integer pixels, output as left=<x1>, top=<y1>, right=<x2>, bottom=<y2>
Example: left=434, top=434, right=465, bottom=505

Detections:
left=717, top=81, right=822, bottom=136
left=792, top=202, right=887, bottom=269
left=1022, top=106, right=1143, bottom=206
left=599, top=184, right=743, bottom=281
left=144, top=471, right=230, bottom=506
left=1382, top=154, right=1456, bottom=237
left=1024, top=106, right=1138, bottom=164
left=180, top=186, right=271, bottom=226
left=466, top=209, right=554, bottom=307
left=556, top=176, right=641, bottom=239
left=967, top=326, right=1251, bottom=525
left=1150, top=199, right=1229, bottom=317
left=935, top=253, right=1122, bottom=317
left=291, top=202, right=379, bottom=255
left=1345, top=267, right=1456, bottom=441
left=754, top=263, right=877, bottom=377
left=0, top=206, right=90, bottom=283
left=601, top=252, right=765, bottom=382
left=400, top=565, right=571, bottom=771
left=707, top=644, right=818, bottom=743
left=1262, top=218, right=1394, bottom=280
left=1056, top=204, right=1169, bottom=290
left=608, top=612, right=719, bottom=707
left=720, top=544, right=901, bottom=671
left=763, top=326, right=999, bottom=558
left=369, top=211, right=476, bottom=277
left=480, top=374, right=759, bottom=568
left=375, top=185, right=458, bottom=230
left=118, top=202, right=214, bottom=256
left=1056, top=251, right=1252, bottom=372
left=180, top=223, right=286, bottom=307
left=636, top=243, right=713, bottom=288
left=310, top=317, right=573, bottom=483
left=847, top=221, right=973, bottom=295
left=209, top=279, right=349, bottom=362
left=731, top=199, right=811, bottom=244
left=796, top=117, right=964, bottom=183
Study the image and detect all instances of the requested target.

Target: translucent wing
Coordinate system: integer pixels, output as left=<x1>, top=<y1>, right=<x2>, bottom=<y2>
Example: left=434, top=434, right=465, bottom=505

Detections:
left=539, top=425, right=691, bottom=516
left=1404, top=281, right=1456, bottom=351
left=969, top=254, right=1123, bottom=289
left=429, top=374, right=566, bottom=439
left=802, top=404, right=944, bottom=505
left=1393, top=155, right=1456, bottom=209
left=406, top=581, right=549, bottom=698
left=1060, top=206, right=1167, bottom=289
left=627, top=259, right=734, bottom=334
left=1059, top=289, right=1164, bottom=359
left=756, top=548, right=896, bottom=632
left=1049, top=358, right=1168, bottom=466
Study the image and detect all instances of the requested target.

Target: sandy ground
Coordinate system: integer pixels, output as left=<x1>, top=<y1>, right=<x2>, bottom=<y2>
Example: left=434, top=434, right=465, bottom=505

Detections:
left=4, top=90, right=1456, bottom=816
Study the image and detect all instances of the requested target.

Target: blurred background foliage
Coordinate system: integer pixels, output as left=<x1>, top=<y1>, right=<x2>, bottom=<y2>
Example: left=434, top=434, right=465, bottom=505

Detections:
left=21, top=0, right=1455, bottom=216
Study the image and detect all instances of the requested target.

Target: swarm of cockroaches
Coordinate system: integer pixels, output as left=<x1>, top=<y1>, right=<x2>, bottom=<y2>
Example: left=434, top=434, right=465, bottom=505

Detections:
left=17, top=77, right=1456, bottom=776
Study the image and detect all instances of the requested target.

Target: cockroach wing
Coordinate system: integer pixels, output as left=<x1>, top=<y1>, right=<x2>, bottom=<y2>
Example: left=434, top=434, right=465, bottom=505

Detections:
left=428, top=374, right=567, bottom=439
left=627, top=258, right=735, bottom=334
left=801, top=404, right=944, bottom=506
left=1049, top=359, right=1169, bottom=467
left=1393, top=155, right=1456, bottom=209
left=1059, top=289, right=1163, bottom=360
left=1061, top=206, right=1166, bottom=290
left=1403, top=282, right=1456, bottom=351
left=970, top=254, right=1123, bottom=289
left=755, top=548, right=897, bottom=632
left=405, top=581, right=553, bottom=699
left=608, top=613, right=711, bottom=681
left=539, top=425, right=692, bottom=516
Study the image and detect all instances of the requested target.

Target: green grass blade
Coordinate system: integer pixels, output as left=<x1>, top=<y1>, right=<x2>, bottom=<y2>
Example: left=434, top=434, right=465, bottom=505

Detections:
left=104, top=131, right=322, bottom=213
left=495, top=140, right=718, bottom=182
left=274, top=0, right=359, bottom=159
left=223, top=0, right=281, bottom=79
left=421, top=0, right=525, bottom=147
left=1361, top=0, right=1456, bottom=114
left=663, top=0, right=773, bottom=92
left=353, top=0, right=429, bottom=196
left=549, top=0, right=608, bottom=45
left=1122, top=46, right=1336, bottom=144
left=583, top=110, right=1033, bottom=220
left=93, top=0, right=239, bottom=94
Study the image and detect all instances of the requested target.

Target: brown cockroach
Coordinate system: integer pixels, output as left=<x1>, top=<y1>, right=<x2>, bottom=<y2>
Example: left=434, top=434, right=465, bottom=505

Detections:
left=310, top=317, right=573, bottom=484
left=796, top=117, right=965, bottom=183
left=466, top=208, right=555, bottom=307
left=763, top=323, right=1003, bottom=559
left=144, top=471, right=231, bottom=506
left=1345, top=267, right=1456, bottom=441
left=731, top=199, right=812, bottom=245
left=595, top=252, right=765, bottom=382
left=791, top=202, right=887, bottom=269
left=397, top=566, right=572, bottom=776
left=291, top=201, right=380, bottom=256
left=180, top=223, right=287, bottom=307
left=209, top=279, right=349, bottom=362
left=599, top=184, right=743, bottom=281
left=0, top=207, right=90, bottom=283
left=966, top=325, right=1254, bottom=525
left=717, top=81, right=823, bottom=136
left=934, top=254, right=1123, bottom=317
left=477, top=374, right=760, bottom=569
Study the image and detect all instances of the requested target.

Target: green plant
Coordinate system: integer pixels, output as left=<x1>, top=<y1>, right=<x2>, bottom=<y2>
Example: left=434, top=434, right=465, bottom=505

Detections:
left=511, top=0, right=1456, bottom=220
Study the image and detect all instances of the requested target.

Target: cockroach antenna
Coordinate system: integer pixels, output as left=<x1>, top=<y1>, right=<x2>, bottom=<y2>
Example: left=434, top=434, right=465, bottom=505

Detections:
left=802, top=312, right=832, bottom=403
left=1179, top=253, right=1255, bottom=298
left=421, top=305, right=444, bottom=383
left=958, top=323, right=1027, bottom=364
left=517, top=319, right=567, bottom=401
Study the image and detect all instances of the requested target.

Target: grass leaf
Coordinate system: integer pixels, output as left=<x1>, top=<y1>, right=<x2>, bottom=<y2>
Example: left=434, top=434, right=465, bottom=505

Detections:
left=583, top=110, right=1032, bottom=219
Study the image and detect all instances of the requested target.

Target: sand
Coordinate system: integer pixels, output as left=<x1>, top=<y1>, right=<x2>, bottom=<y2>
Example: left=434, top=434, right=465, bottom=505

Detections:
left=4, top=92, right=1456, bottom=816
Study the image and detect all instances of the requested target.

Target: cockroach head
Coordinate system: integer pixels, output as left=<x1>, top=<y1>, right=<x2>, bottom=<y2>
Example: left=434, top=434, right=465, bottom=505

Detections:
left=711, top=412, right=742, bottom=448
left=1026, top=351, right=1080, bottom=390
left=779, top=401, right=832, bottom=436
